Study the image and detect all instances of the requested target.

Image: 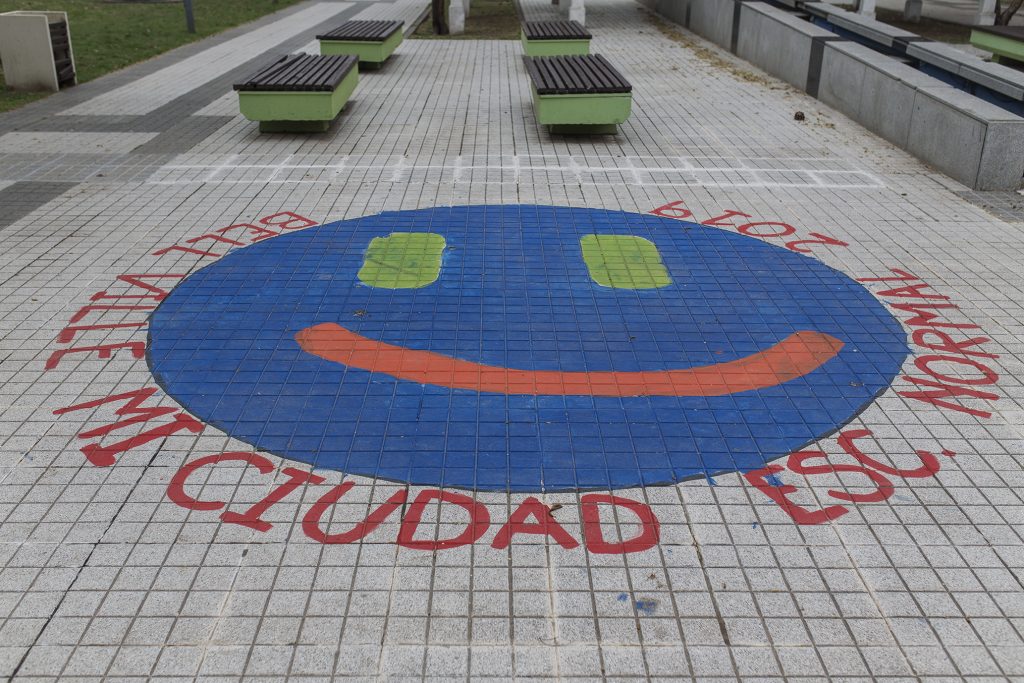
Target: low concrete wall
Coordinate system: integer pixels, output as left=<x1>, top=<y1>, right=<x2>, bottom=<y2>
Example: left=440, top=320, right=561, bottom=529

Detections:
left=649, top=0, right=1024, bottom=190
left=821, top=40, right=1024, bottom=188
left=804, top=2, right=919, bottom=50
left=910, top=85, right=1024, bottom=189
left=735, top=3, right=837, bottom=92
left=804, top=3, right=1024, bottom=102
left=818, top=41, right=937, bottom=147
left=647, top=0, right=738, bottom=50
left=908, top=41, right=1024, bottom=101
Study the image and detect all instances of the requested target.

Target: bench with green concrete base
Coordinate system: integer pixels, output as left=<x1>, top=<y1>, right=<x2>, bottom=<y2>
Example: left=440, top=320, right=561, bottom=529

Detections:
left=521, top=20, right=591, bottom=56
left=233, top=53, right=358, bottom=133
left=524, top=54, right=632, bottom=135
left=317, top=20, right=403, bottom=69
left=970, top=25, right=1024, bottom=67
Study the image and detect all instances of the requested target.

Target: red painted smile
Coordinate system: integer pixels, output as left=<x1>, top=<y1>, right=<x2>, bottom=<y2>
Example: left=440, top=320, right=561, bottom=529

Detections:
left=295, top=323, right=845, bottom=397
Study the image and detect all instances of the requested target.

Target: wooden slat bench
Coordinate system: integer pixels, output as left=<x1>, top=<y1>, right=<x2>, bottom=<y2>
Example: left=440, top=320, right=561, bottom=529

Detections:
left=317, top=20, right=404, bottom=69
left=524, top=54, right=631, bottom=134
left=521, top=20, right=591, bottom=57
left=233, top=53, right=359, bottom=133
left=49, top=19, right=75, bottom=87
left=970, top=25, right=1024, bottom=68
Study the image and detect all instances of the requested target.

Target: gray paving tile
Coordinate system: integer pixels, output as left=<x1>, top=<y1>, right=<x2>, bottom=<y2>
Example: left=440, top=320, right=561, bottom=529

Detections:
left=0, top=0, right=1023, bottom=680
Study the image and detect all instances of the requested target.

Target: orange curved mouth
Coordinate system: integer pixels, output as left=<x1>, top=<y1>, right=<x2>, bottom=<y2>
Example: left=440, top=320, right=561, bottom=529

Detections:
left=295, top=323, right=844, bottom=397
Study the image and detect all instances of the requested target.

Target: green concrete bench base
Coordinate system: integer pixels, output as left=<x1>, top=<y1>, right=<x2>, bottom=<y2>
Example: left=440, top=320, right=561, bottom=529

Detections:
left=533, top=91, right=631, bottom=135
left=320, top=29, right=403, bottom=67
left=970, top=29, right=1024, bottom=66
left=238, top=67, right=359, bottom=133
left=520, top=32, right=590, bottom=57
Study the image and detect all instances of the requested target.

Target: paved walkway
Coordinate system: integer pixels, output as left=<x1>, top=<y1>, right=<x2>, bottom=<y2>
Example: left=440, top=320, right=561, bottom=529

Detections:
left=1, top=0, right=1024, bottom=680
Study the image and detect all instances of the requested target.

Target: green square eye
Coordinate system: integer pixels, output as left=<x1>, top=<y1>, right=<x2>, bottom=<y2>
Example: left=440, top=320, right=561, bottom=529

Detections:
left=358, top=232, right=446, bottom=288
left=580, top=235, right=671, bottom=289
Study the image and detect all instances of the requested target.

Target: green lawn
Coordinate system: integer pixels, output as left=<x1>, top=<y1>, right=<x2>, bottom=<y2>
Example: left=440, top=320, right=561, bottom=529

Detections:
left=412, top=0, right=519, bottom=40
left=0, top=0, right=305, bottom=113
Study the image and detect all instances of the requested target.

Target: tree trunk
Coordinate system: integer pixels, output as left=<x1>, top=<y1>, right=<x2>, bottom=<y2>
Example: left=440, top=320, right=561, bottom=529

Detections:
left=432, top=0, right=449, bottom=34
left=997, top=0, right=1023, bottom=24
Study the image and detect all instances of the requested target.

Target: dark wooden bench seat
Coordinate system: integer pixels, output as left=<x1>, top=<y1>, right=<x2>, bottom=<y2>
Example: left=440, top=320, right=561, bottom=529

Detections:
left=317, top=20, right=404, bottom=67
left=49, top=19, right=75, bottom=87
left=234, top=53, right=356, bottom=92
left=525, top=54, right=631, bottom=94
left=318, top=19, right=403, bottom=41
left=521, top=20, right=592, bottom=56
left=233, top=53, right=359, bottom=133
left=523, top=20, right=591, bottom=40
left=523, top=55, right=631, bottom=134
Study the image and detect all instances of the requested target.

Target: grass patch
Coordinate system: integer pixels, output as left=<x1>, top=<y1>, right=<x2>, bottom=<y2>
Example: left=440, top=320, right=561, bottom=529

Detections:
left=412, top=0, right=519, bottom=39
left=0, top=0, right=304, bottom=113
left=876, top=8, right=971, bottom=43
left=0, top=89, right=48, bottom=113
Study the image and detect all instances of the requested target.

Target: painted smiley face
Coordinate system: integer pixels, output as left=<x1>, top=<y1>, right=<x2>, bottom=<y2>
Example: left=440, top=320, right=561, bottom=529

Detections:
left=148, top=205, right=910, bottom=492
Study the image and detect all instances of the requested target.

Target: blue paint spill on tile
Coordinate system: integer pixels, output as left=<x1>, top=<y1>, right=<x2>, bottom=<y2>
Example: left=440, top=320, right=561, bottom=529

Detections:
left=635, top=599, right=658, bottom=615
left=764, top=473, right=785, bottom=487
left=619, top=591, right=658, bottom=615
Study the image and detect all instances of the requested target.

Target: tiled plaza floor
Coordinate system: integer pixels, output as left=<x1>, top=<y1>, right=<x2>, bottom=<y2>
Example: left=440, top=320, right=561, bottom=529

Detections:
left=2, top=0, right=1024, bottom=680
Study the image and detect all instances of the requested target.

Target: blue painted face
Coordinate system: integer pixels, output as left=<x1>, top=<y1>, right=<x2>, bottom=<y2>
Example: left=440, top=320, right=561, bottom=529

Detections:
left=148, top=205, right=910, bottom=492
